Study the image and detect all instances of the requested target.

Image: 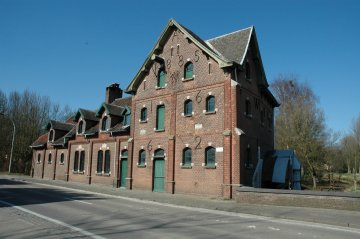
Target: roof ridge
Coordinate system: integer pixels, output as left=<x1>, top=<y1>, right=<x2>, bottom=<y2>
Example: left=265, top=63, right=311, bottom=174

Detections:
left=206, top=26, right=253, bottom=42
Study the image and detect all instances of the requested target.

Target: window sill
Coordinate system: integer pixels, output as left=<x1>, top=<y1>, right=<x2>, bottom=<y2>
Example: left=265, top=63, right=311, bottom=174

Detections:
left=59, top=163, right=64, bottom=165
left=182, top=77, right=194, bottom=82
left=73, top=171, right=85, bottom=175
left=103, top=173, right=111, bottom=176
left=205, top=111, right=216, bottom=115
left=48, top=162, right=52, bottom=164
left=181, top=165, right=192, bottom=169
left=184, top=114, right=192, bottom=117
left=154, top=129, right=165, bottom=132
left=137, top=165, right=146, bottom=168
left=155, top=86, right=167, bottom=90
left=139, top=120, right=148, bottom=124
left=205, top=165, right=216, bottom=169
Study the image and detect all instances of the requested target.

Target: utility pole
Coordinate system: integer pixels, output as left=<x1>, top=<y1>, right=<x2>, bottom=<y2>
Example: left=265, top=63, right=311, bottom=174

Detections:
left=0, top=113, right=15, bottom=174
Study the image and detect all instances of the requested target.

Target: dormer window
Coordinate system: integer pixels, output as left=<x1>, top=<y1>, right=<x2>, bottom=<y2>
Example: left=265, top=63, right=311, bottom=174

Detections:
left=157, top=68, right=166, bottom=88
left=123, top=112, right=131, bottom=126
left=101, top=116, right=108, bottom=131
left=78, top=120, right=84, bottom=134
left=48, top=130, right=54, bottom=142
left=184, top=62, right=194, bottom=79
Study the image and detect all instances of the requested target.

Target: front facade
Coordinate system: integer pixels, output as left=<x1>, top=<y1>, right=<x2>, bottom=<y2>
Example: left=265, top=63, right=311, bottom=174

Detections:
left=31, top=19, right=278, bottom=198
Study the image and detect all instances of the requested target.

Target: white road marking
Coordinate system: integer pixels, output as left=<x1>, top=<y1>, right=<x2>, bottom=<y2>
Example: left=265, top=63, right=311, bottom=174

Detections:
left=268, top=226, right=280, bottom=231
left=248, top=225, right=256, bottom=229
left=18, top=180, right=360, bottom=235
left=64, top=197, right=93, bottom=205
left=0, top=199, right=106, bottom=239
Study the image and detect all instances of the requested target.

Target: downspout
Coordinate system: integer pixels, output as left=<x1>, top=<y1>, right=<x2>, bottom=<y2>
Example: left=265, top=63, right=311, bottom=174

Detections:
left=53, top=148, right=58, bottom=180
left=41, top=149, right=46, bottom=178
left=88, top=138, right=93, bottom=185
left=66, top=142, right=72, bottom=181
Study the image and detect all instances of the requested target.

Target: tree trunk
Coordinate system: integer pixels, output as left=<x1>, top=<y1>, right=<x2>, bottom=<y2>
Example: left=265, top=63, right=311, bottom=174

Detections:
left=312, top=175, right=317, bottom=190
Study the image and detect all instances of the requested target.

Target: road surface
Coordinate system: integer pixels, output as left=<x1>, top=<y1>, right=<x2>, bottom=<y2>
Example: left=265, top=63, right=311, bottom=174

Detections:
left=0, top=178, right=359, bottom=239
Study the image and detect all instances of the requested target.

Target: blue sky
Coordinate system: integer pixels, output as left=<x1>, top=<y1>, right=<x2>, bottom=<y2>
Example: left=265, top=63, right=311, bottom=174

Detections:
left=1, top=0, right=359, bottom=134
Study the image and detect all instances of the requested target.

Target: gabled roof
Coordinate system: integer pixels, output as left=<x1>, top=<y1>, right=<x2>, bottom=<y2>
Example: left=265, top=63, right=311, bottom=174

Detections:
left=51, top=126, right=76, bottom=147
left=73, top=108, right=99, bottom=122
left=30, top=133, right=48, bottom=148
left=206, top=26, right=253, bottom=65
left=83, top=124, right=99, bottom=137
left=125, top=19, right=233, bottom=94
left=45, top=120, right=74, bottom=131
left=96, top=103, right=124, bottom=118
left=112, top=97, right=132, bottom=108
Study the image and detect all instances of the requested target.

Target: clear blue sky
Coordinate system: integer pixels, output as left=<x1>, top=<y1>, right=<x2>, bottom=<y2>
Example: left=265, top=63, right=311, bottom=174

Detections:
left=1, top=0, right=359, bottom=134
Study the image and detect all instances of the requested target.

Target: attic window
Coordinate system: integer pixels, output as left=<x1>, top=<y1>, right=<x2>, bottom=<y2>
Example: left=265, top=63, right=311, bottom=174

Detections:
left=101, top=116, right=108, bottom=131
left=123, top=111, right=131, bottom=126
left=157, top=68, right=166, bottom=88
left=49, top=130, right=54, bottom=142
left=140, top=108, right=147, bottom=122
left=184, top=62, right=194, bottom=79
left=78, top=121, right=85, bottom=134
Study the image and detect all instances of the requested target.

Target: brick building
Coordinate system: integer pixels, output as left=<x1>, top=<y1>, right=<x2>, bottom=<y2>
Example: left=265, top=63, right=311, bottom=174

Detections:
left=31, top=19, right=278, bottom=198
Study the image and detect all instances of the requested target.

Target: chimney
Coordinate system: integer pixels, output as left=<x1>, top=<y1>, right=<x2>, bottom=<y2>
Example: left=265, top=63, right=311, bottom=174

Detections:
left=105, top=83, right=123, bottom=104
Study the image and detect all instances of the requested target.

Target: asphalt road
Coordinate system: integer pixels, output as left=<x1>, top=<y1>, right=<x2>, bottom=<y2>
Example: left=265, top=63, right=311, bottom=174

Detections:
left=0, top=178, right=359, bottom=239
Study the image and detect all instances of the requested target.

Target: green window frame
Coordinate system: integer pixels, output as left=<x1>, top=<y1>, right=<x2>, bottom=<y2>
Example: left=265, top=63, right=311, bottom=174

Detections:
left=154, top=149, right=164, bottom=158
left=49, top=130, right=54, bottom=142
left=104, top=150, right=111, bottom=174
left=79, top=151, right=85, bottom=172
left=184, top=100, right=192, bottom=116
left=157, top=69, right=166, bottom=88
left=139, top=150, right=146, bottom=166
left=205, top=147, right=215, bottom=166
left=156, top=105, right=165, bottom=130
left=140, top=108, right=147, bottom=122
left=97, top=150, right=103, bottom=173
left=123, top=113, right=131, bottom=126
left=121, top=150, right=128, bottom=159
left=78, top=121, right=84, bottom=134
left=184, top=62, right=194, bottom=79
left=206, top=96, right=215, bottom=112
left=182, top=148, right=192, bottom=166
left=101, top=116, right=108, bottom=131
left=73, top=151, right=79, bottom=171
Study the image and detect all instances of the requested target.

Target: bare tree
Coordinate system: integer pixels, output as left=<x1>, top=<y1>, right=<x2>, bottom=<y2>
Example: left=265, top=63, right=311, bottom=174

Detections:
left=271, top=75, right=327, bottom=189
left=0, top=89, right=74, bottom=174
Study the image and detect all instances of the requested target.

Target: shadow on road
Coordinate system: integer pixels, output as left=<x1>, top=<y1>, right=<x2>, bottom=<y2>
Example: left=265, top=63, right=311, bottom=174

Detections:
left=0, top=178, right=104, bottom=207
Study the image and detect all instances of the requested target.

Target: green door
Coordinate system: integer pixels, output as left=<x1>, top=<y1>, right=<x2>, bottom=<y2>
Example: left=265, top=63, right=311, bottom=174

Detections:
left=153, top=159, right=165, bottom=192
left=120, top=159, right=128, bottom=187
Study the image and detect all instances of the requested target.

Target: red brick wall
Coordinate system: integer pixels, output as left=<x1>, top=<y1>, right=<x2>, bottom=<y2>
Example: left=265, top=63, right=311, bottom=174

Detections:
left=55, top=149, right=68, bottom=181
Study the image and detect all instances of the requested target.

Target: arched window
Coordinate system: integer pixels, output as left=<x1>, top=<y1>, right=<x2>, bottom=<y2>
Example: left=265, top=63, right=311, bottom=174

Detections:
left=121, top=150, right=128, bottom=159
left=154, top=149, right=164, bottom=159
left=205, top=147, right=215, bottom=166
left=104, top=150, right=111, bottom=174
left=79, top=151, right=85, bottom=172
left=123, top=111, right=131, bottom=126
left=245, top=61, right=251, bottom=79
left=157, top=68, right=166, bottom=88
left=97, top=150, right=103, bottom=173
left=101, top=116, right=108, bottom=131
left=245, top=99, right=251, bottom=116
left=138, top=149, right=146, bottom=166
left=182, top=148, right=192, bottom=166
left=78, top=121, right=84, bottom=134
left=184, top=62, right=193, bottom=79
left=206, top=96, right=215, bottom=112
left=49, top=130, right=54, bottom=142
left=73, top=151, right=79, bottom=171
left=156, top=105, right=165, bottom=130
left=60, top=153, right=65, bottom=164
left=140, top=108, right=147, bottom=122
left=48, top=153, right=52, bottom=164
left=37, top=154, right=41, bottom=163
left=184, top=100, right=192, bottom=116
